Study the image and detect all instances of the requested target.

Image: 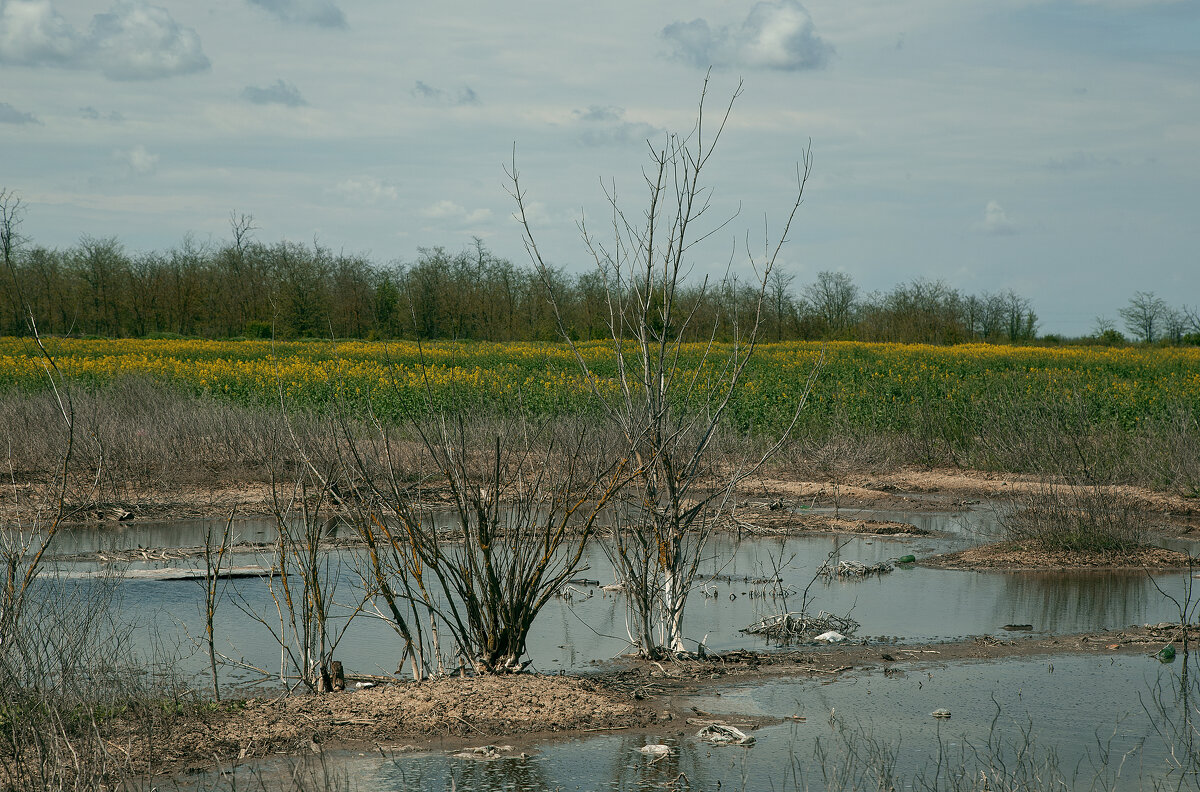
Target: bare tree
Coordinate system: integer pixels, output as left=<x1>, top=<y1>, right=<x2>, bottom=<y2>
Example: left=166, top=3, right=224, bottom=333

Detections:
left=508, top=78, right=820, bottom=657
left=802, top=270, right=857, bottom=336
left=1184, top=305, right=1200, bottom=337
left=767, top=268, right=797, bottom=341
left=0, top=189, right=22, bottom=276
left=1120, top=290, right=1168, bottom=343
left=1162, top=307, right=1188, bottom=346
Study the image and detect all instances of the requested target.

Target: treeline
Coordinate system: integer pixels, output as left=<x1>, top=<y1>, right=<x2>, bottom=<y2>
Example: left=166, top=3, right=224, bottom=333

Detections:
left=0, top=233, right=1048, bottom=344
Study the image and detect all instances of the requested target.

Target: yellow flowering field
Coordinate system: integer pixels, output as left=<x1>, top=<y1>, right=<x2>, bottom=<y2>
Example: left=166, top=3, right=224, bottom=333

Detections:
left=0, top=337, right=1196, bottom=434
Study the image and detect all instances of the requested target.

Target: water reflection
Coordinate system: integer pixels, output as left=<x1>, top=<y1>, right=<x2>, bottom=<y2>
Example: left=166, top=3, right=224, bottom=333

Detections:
left=996, top=571, right=1159, bottom=631
left=27, top=511, right=1200, bottom=687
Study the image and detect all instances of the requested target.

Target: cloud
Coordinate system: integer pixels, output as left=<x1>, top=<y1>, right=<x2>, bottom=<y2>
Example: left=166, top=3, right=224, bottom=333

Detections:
left=332, top=177, right=398, bottom=205
left=0, top=0, right=80, bottom=66
left=573, top=105, right=665, bottom=147
left=246, top=0, right=345, bottom=29
left=0, top=0, right=209, bottom=80
left=662, top=0, right=832, bottom=71
left=979, top=201, right=1016, bottom=235
left=411, top=81, right=481, bottom=106
left=80, top=105, right=124, bottom=121
left=116, top=144, right=159, bottom=175
left=0, top=101, right=40, bottom=124
left=89, top=2, right=209, bottom=80
left=421, top=200, right=491, bottom=224
left=242, top=79, right=307, bottom=107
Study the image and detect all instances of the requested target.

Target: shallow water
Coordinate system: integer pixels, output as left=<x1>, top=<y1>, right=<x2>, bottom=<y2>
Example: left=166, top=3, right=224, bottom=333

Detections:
left=196, top=653, right=1200, bottom=791
left=30, top=508, right=1197, bottom=688
left=21, top=509, right=1200, bottom=790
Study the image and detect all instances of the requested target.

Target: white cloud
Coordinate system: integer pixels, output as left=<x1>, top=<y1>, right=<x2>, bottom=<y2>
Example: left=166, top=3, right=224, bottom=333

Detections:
left=421, top=199, right=465, bottom=219
left=979, top=201, right=1016, bottom=235
left=421, top=200, right=491, bottom=225
left=0, top=0, right=80, bottom=65
left=89, top=2, right=209, bottom=80
left=116, top=144, right=159, bottom=175
left=0, top=0, right=209, bottom=80
left=662, top=0, right=832, bottom=71
left=332, top=177, right=398, bottom=205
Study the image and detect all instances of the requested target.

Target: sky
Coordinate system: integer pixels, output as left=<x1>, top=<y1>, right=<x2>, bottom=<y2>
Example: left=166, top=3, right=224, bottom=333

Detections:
left=2, top=0, right=1198, bottom=336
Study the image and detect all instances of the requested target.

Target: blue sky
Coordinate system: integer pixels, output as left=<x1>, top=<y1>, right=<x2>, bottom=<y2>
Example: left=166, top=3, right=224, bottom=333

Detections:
left=2, top=0, right=1197, bottom=335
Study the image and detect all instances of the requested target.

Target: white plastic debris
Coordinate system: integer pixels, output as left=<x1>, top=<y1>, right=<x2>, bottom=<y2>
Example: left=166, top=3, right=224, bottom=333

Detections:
left=697, top=724, right=756, bottom=746
left=931, top=709, right=951, bottom=719
left=814, top=630, right=847, bottom=643
left=354, top=681, right=376, bottom=689
left=638, top=744, right=672, bottom=757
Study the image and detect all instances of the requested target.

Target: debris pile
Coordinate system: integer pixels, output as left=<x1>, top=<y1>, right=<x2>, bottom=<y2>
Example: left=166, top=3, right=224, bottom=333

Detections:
left=817, top=559, right=894, bottom=579
left=740, top=611, right=860, bottom=643
left=697, top=724, right=755, bottom=746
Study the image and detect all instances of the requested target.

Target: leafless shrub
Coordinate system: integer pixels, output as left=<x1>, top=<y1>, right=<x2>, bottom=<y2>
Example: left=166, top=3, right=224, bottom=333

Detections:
left=0, top=379, right=310, bottom=507
left=248, top=471, right=366, bottom=693
left=342, top=414, right=626, bottom=675
left=1000, top=483, right=1151, bottom=553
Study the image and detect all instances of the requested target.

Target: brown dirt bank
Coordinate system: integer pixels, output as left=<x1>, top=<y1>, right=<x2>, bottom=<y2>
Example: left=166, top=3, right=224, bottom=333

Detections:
left=922, top=540, right=1194, bottom=570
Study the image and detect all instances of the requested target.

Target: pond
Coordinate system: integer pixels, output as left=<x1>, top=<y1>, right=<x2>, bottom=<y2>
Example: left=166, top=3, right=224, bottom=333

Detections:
left=28, top=507, right=1199, bottom=685
left=18, top=506, right=1200, bottom=790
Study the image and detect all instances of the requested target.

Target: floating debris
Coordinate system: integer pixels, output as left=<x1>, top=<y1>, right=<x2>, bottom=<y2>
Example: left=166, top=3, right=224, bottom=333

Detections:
left=740, top=611, right=860, bottom=643
left=451, top=745, right=516, bottom=761
left=697, top=724, right=755, bottom=746
left=638, top=744, right=672, bottom=757
left=1002, top=624, right=1034, bottom=632
left=1156, top=644, right=1177, bottom=663
left=57, top=566, right=276, bottom=581
left=931, top=709, right=952, bottom=719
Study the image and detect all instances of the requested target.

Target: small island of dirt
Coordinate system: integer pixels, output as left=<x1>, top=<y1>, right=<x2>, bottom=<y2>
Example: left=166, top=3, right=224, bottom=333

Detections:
left=922, top=540, right=1194, bottom=571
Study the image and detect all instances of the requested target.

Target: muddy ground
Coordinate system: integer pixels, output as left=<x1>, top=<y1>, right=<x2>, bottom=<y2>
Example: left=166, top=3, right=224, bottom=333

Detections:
left=122, top=623, right=1195, bottom=780
left=5, top=465, right=1198, bottom=527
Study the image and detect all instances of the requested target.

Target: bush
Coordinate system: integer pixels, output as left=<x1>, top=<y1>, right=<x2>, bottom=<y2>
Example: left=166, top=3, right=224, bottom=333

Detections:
left=1000, top=483, right=1150, bottom=553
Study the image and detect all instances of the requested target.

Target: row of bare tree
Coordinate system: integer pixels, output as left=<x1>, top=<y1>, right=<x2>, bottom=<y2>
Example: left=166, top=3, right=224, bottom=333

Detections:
left=2, top=191, right=1044, bottom=345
